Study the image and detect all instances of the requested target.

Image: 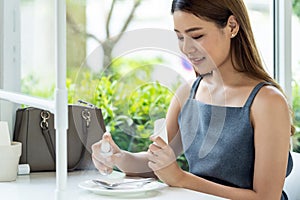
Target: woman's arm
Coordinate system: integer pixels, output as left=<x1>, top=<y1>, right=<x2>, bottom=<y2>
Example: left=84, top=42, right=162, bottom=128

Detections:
left=149, top=86, right=291, bottom=200
left=113, top=151, right=155, bottom=177
left=166, top=80, right=192, bottom=156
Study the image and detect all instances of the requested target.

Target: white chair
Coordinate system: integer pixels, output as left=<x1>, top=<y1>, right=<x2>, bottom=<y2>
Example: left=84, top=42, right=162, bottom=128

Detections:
left=284, top=151, right=300, bottom=199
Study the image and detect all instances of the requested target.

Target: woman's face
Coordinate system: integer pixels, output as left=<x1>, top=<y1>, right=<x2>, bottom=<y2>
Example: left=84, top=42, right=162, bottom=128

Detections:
left=173, top=11, right=232, bottom=75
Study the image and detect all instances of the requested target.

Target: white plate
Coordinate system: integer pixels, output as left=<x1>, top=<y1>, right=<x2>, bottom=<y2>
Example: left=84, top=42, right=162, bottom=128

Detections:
left=78, top=179, right=167, bottom=196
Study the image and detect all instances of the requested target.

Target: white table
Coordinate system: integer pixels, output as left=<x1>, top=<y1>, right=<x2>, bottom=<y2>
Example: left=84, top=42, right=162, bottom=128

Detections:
left=0, top=170, right=226, bottom=200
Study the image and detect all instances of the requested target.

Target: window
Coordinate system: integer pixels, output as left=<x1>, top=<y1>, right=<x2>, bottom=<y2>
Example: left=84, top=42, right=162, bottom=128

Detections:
left=244, top=0, right=274, bottom=76
left=20, top=0, right=55, bottom=98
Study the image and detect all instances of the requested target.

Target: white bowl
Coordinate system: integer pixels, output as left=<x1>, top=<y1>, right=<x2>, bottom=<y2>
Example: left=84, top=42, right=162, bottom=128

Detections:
left=0, top=142, right=22, bottom=181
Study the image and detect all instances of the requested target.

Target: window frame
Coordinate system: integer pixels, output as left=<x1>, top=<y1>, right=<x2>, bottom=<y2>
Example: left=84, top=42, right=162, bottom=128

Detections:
left=273, top=0, right=293, bottom=103
left=0, top=0, right=21, bottom=134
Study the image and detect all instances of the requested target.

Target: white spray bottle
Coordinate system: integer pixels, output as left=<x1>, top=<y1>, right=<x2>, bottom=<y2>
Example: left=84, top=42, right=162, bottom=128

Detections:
left=100, top=139, right=113, bottom=175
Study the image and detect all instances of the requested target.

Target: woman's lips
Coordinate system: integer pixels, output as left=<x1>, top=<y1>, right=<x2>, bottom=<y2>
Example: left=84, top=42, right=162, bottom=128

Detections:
left=189, top=56, right=205, bottom=65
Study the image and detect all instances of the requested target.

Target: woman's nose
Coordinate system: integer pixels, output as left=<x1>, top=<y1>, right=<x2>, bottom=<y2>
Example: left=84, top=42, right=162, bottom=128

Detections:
left=181, top=37, right=197, bottom=55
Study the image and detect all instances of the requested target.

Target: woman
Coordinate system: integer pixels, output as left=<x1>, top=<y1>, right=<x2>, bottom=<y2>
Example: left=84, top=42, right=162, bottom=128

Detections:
left=92, top=0, right=294, bottom=199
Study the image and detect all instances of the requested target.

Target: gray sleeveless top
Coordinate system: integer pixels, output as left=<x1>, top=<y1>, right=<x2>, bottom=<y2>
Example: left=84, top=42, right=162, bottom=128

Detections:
left=178, top=76, right=293, bottom=199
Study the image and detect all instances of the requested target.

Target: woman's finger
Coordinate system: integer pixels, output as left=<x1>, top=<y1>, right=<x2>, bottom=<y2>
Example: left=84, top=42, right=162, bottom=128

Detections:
left=149, top=143, right=162, bottom=152
left=150, top=135, right=167, bottom=148
left=102, top=132, right=120, bottom=153
left=147, top=149, right=157, bottom=161
left=92, top=153, right=114, bottom=174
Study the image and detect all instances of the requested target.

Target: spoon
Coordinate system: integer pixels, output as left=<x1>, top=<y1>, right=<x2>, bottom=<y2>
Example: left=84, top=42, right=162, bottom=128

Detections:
left=92, top=178, right=155, bottom=189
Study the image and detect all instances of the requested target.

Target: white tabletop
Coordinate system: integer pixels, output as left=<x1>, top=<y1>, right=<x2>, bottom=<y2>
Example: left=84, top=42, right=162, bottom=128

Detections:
left=0, top=170, right=226, bottom=200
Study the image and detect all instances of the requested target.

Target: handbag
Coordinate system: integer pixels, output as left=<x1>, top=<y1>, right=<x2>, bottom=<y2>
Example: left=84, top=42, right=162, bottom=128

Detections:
left=13, top=101, right=106, bottom=172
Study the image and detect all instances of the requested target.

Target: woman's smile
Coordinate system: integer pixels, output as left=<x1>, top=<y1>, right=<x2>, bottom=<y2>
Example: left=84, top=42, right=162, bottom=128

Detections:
left=188, top=56, right=206, bottom=65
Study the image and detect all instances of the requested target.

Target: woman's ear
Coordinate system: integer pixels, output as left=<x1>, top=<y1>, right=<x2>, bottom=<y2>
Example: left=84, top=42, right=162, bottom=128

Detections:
left=227, top=15, right=239, bottom=38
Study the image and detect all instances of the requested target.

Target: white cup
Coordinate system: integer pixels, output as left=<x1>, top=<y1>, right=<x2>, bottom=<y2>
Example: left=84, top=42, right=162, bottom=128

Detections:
left=0, top=142, right=22, bottom=182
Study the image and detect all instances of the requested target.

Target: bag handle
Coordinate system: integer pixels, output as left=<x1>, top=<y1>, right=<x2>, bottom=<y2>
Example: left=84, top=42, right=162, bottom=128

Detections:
left=39, top=108, right=90, bottom=171
left=68, top=109, right=91, bottom=171
left=40, top=111, right=56, bottom=162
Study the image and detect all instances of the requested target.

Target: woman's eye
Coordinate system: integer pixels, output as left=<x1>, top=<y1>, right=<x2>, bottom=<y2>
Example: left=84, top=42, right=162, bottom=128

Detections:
left=192, top=35, right=203, bottom=40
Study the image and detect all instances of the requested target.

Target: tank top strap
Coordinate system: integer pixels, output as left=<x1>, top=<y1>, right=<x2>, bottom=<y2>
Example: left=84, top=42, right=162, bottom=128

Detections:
left=244, top=82, right=272, bottom=107
left=189, top=76, right=203, bottom=99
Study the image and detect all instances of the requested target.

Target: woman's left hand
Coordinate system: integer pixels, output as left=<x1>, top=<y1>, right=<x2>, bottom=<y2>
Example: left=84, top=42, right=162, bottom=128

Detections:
left=147, top=136, right=185, bottom=186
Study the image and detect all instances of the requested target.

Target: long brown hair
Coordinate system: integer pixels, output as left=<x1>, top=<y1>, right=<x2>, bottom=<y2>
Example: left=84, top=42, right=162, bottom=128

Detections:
left=171, top=0, right=295, bottom=135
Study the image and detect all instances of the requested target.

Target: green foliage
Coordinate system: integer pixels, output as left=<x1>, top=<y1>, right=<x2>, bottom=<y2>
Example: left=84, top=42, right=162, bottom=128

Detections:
left=21, top=75, right=55, bottom=99
left=117, top=82, right=173, bottom=152
left=177, top=154, right=189, bottom=171
left=94, top=76, right=118, bottom=121
left=293, top=81, right=300, bottom=127
left=293, top=0, right=300, bottom=18
left=292, top=80, right=300, bottom=152
left=128, top=82, right=171, bottom=125
left=95, top=58, right=175, bottom=151
left=68, top=71, right=102, bottom=104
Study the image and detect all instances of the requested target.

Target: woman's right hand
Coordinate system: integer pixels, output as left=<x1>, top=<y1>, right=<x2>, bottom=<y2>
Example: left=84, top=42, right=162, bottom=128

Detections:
left=91, top=132, right=122, bottom=175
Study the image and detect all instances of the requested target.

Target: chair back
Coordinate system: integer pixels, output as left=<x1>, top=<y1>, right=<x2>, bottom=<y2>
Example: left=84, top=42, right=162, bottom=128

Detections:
left=284, top=152, right=300, bottom=199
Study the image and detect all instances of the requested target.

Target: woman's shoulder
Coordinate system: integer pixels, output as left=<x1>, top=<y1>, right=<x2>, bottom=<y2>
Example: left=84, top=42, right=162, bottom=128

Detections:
left=171, top=78, right=196, bottom=106
left=178, top=78, right=196, bottom=90
left=176, top=78, right=196, bottom=96
left=250, top=81, right=291, bottom=138
left=256, top=83, right=287, bottom=103
left=252, top=82, right=289, bottom=112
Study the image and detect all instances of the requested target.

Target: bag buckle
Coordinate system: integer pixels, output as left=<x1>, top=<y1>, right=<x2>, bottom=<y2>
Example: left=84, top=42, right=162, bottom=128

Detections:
left=81, top=109, right=91, bottom=127
left=40, top=111, right=50, bottom=129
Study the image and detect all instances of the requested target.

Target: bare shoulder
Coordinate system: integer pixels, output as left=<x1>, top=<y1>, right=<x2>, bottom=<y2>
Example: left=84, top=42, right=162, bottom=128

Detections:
left=251, top=84, right=291, bottom=140
left=251, top=84, right=290, bottom=125
left=253, top=85, right=288, bottom=108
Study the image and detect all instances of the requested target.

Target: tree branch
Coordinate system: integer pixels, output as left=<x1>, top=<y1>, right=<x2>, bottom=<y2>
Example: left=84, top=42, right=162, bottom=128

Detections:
left=106, top=0, right=117, bottom=39
left=66, top=12, right=102, bottom=44
left=114, top=0, right=142, bottom=42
